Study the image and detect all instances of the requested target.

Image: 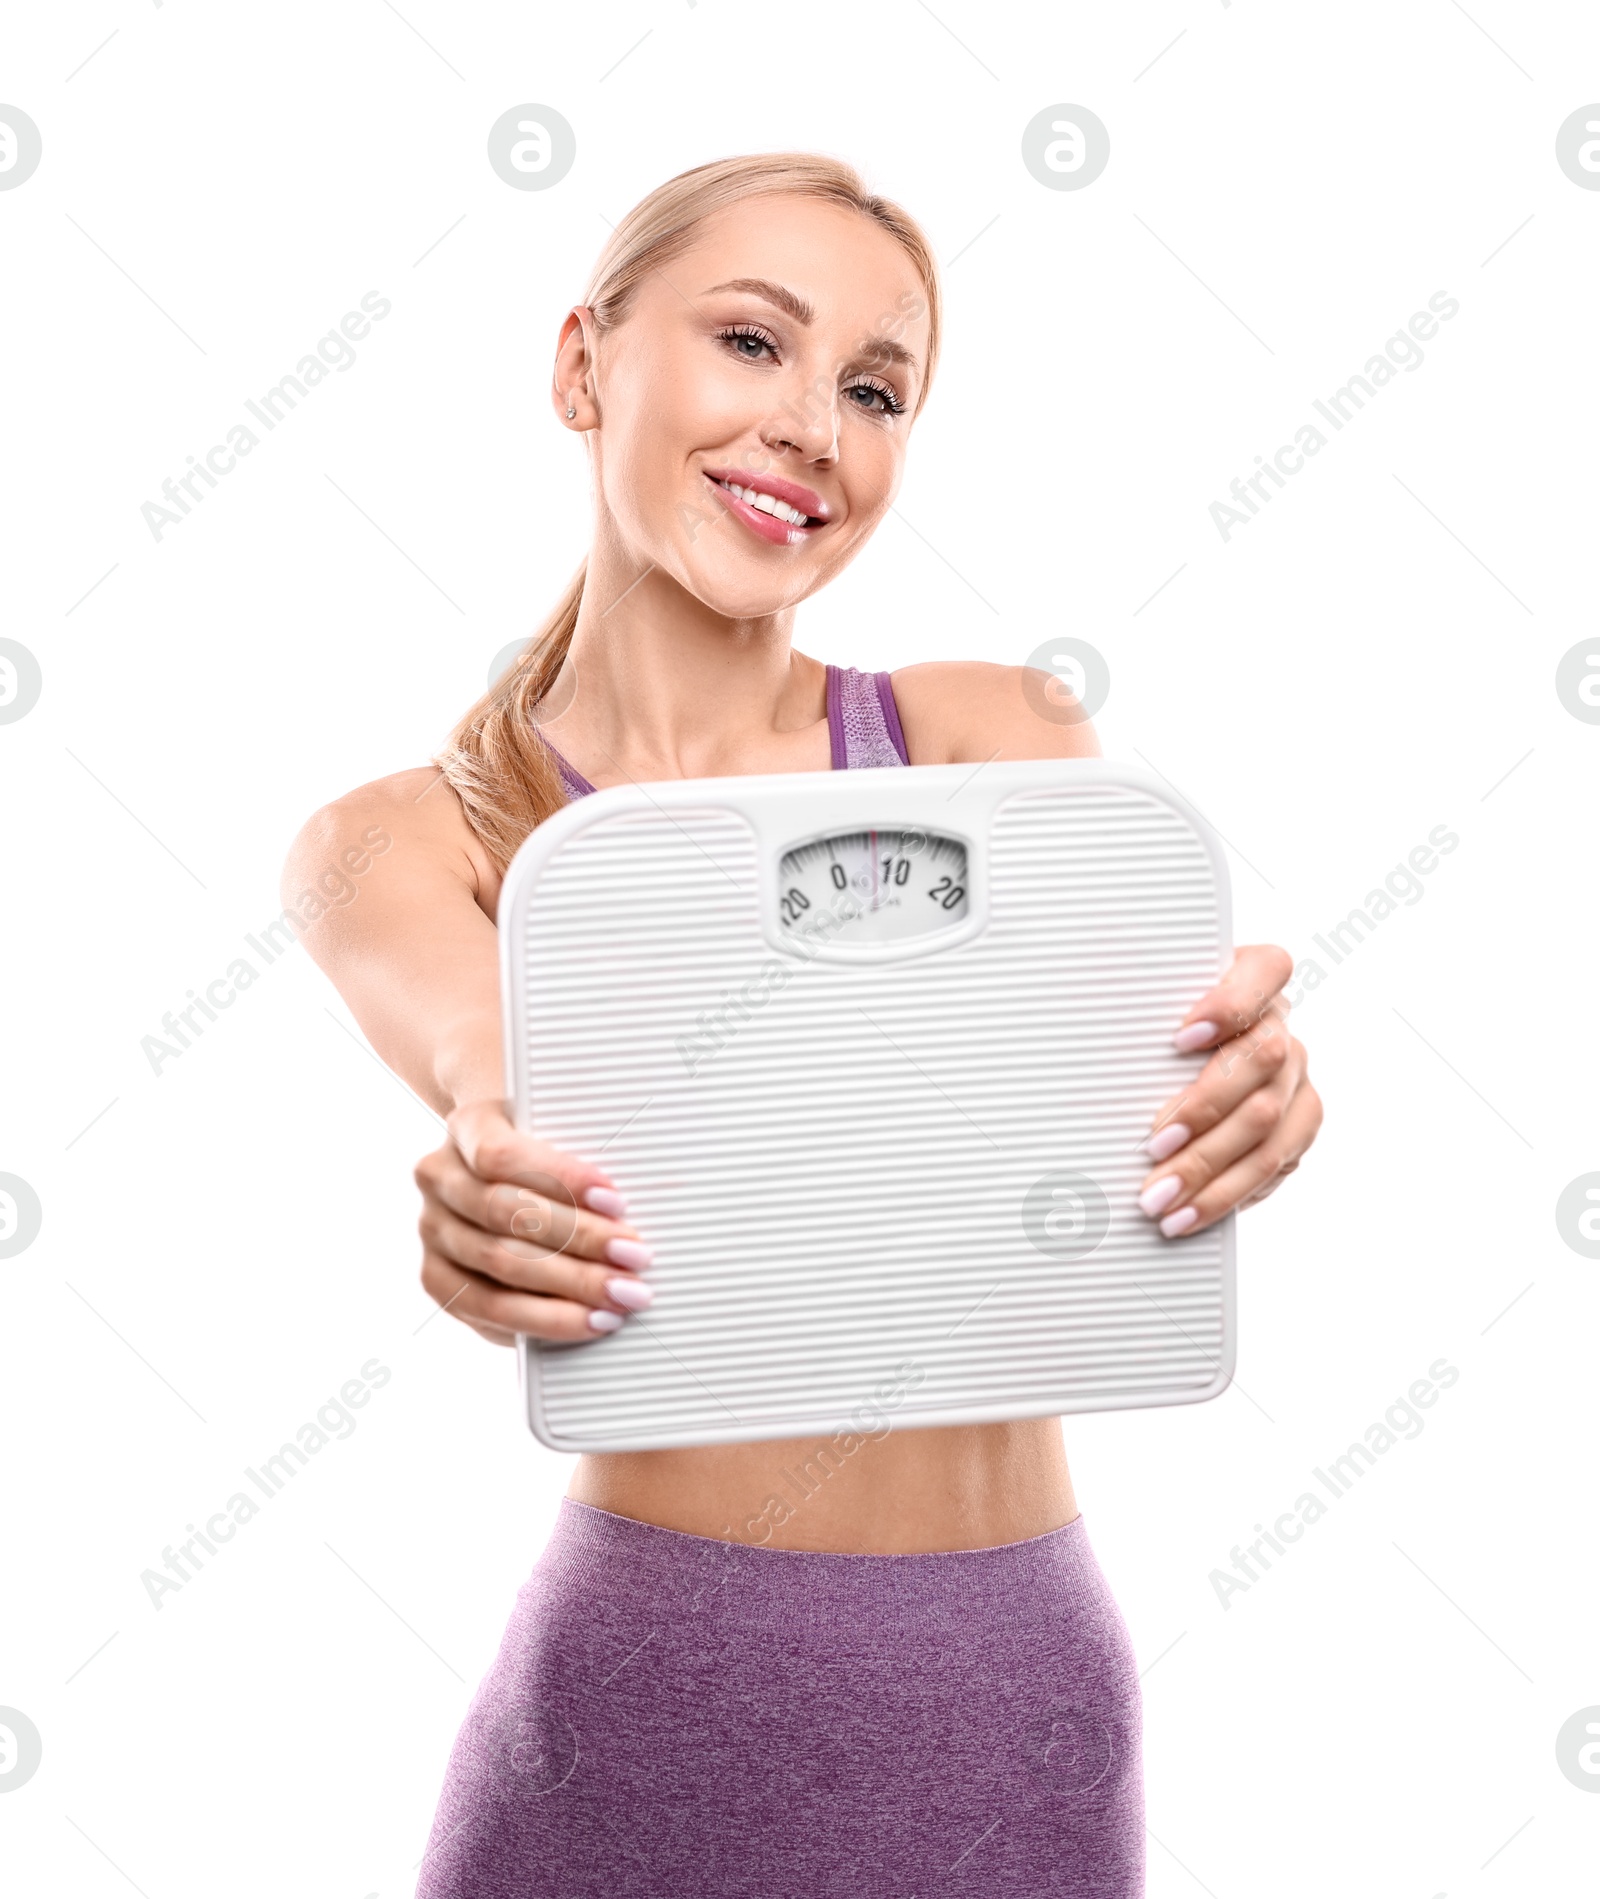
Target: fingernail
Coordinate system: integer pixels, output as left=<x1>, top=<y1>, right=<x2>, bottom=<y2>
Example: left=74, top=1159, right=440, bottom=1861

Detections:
left=1160, top=1206, right=1199, bottom=1238
left=606, top=1237, right=654, bottom=1271
left=1138, top=1175, right=1184, bottom=1219
left=1173, top=1021, right=1217, bottom=1053
left=606, top=1277, right=654, bottom=1311
left=584, top=1186, right=628, bottom=1218
left=588, top=1309, right=625, bottom=1333
left=1143, top=1122, right=1191, bottom=1162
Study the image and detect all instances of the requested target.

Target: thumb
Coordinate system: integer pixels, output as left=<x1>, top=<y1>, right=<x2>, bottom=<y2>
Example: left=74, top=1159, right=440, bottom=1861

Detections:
left=447, top=1097, right=625, bottom=1215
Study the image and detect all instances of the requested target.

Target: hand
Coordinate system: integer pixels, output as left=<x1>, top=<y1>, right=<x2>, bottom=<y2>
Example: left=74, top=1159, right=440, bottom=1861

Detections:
left=1136, top=945, right=1321, bottom=1238
left=415, top=1099, right=654, bottom=1346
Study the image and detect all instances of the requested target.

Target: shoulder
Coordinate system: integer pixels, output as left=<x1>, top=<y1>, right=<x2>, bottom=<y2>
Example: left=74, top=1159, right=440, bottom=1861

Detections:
left=282, top=766, right=495, bottom=913
left=887, top=661, right=1102, bottom=766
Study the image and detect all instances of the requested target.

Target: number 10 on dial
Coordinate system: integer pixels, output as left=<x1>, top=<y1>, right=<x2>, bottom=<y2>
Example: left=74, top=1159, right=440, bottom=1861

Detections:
left=777, top=829, right=969, bottom=943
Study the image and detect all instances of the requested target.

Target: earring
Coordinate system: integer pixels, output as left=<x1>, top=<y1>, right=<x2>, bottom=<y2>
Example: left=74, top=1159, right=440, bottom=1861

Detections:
left=566, top=404, right=576, bottom=419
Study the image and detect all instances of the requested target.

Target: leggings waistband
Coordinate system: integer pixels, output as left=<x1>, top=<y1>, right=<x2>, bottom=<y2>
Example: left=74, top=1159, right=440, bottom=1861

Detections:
left=537, top=1498, right=1104, bottom=1635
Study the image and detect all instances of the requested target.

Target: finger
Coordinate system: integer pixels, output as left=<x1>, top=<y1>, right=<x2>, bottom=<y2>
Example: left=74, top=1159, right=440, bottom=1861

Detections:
left=416, top=1145, right=650, bottom=1269
left=447, top=1098, right=628, bottom=1219
left=419, top=1206, right=656, bottom=1315
left=1172, top=944, right=1294, bottom=1052
left=1138, top=1061, right=1293, bottom=1228
left=1143, top=1026, right=1300, bottom=1162
left=421, top=1250, right=633, bottom=1343
left=1152, top=1081, right=1323, bottom=1237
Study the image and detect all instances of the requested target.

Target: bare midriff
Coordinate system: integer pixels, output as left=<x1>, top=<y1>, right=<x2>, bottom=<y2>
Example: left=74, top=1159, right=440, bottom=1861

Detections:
left=564, top=1416, right=1079, bottom=1555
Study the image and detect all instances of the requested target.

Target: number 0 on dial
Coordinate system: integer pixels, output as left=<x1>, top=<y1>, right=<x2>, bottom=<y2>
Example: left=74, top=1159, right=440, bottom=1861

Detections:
left=777, top=829, right=969, bottom=944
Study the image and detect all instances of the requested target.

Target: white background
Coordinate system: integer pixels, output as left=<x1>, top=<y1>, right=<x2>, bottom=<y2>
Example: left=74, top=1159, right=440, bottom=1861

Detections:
left=3, top=3, right=1598, bottom=1895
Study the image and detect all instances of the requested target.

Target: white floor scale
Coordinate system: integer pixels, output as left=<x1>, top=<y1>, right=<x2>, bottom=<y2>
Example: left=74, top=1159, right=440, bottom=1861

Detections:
left=500, top=758, right=1235, bottom=1453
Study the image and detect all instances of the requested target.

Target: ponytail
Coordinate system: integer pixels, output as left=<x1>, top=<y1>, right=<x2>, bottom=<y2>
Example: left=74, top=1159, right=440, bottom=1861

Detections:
left=432, top=560, right=584, bottom=871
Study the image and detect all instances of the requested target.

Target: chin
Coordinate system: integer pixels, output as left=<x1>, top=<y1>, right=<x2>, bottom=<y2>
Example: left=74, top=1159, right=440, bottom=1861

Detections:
left=680, top=551, right=824, bottom=620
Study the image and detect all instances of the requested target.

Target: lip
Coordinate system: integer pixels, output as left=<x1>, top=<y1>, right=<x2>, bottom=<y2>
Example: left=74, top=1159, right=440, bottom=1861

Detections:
left=701, top=466, right=831, bottom=547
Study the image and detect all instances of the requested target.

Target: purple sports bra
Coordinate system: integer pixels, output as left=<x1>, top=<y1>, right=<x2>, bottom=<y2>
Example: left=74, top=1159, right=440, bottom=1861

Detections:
left=538, top=664, right=908, bottom=802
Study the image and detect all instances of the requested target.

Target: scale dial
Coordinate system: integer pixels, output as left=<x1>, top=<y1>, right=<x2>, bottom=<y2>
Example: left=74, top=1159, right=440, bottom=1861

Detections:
left=777, top=828, right=969, bottom=944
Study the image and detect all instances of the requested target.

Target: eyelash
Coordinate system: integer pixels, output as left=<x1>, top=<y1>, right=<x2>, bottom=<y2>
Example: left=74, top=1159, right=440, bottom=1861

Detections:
left=713, top=325, right=906, bottom=418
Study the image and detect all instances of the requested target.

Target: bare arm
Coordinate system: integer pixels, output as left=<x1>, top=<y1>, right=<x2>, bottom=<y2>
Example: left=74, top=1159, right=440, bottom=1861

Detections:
left=282, top=769, right=504, bottom=1115
left=282, top=769, right=653, bottom=1345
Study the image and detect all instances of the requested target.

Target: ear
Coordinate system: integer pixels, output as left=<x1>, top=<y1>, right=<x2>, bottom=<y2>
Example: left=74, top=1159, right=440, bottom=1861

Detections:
left=552, top=306, right=599, bottom=431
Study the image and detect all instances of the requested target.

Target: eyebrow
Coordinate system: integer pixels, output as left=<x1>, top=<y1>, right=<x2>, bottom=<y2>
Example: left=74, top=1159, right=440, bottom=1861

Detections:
left=700, top=276, right=921, bottom=375
left=703, top=277, right=814, bottom=324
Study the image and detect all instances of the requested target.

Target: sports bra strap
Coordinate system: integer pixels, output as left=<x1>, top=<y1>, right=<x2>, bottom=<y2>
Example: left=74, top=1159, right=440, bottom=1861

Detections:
left=825, top=664, right=910, bottom=770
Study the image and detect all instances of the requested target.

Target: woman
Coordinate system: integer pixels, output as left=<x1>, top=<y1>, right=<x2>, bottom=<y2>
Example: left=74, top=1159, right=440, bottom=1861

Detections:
left=286, top=154, right=1320, bottom=1898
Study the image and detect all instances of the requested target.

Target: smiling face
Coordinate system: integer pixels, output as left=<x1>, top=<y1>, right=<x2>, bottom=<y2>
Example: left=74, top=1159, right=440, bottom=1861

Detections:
left=564, top=194, right=933, bottom=621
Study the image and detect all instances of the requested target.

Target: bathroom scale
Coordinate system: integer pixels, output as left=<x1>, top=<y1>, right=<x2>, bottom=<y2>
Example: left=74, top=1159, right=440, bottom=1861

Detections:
left=500, top=758, right=1235, bottom=1454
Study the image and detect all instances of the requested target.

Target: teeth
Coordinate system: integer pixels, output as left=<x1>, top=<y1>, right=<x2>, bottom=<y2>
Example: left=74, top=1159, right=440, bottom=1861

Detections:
left=718, top=479, right=811, bottom=527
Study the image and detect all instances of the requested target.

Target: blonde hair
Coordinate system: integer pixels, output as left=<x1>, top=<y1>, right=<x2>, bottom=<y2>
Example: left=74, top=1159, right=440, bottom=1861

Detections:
left=433, top=152, right=943, bottom=872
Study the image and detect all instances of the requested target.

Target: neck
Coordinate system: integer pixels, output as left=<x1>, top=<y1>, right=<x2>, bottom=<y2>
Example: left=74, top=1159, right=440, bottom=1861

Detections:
left=546, top=518, right=823, bottom=780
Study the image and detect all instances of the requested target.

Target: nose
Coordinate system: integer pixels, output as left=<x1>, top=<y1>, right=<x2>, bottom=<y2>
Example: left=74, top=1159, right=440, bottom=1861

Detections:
left=759, top=369, right=840, bottom=466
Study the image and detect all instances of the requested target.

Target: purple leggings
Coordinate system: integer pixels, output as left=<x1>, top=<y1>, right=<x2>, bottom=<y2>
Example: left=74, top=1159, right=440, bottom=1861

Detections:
left=415, top=1499, right=1144, bottom=1896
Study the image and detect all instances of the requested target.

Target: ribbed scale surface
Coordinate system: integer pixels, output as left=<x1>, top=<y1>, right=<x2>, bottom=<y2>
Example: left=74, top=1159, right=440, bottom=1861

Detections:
left=517, top=786, right=1230, bottom=1449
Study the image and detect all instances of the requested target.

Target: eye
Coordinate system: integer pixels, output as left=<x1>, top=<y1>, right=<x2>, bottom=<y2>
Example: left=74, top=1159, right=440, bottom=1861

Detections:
left=845, top=378, right=906, bottom=418
left=717, top=325, right=778, bottom=362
